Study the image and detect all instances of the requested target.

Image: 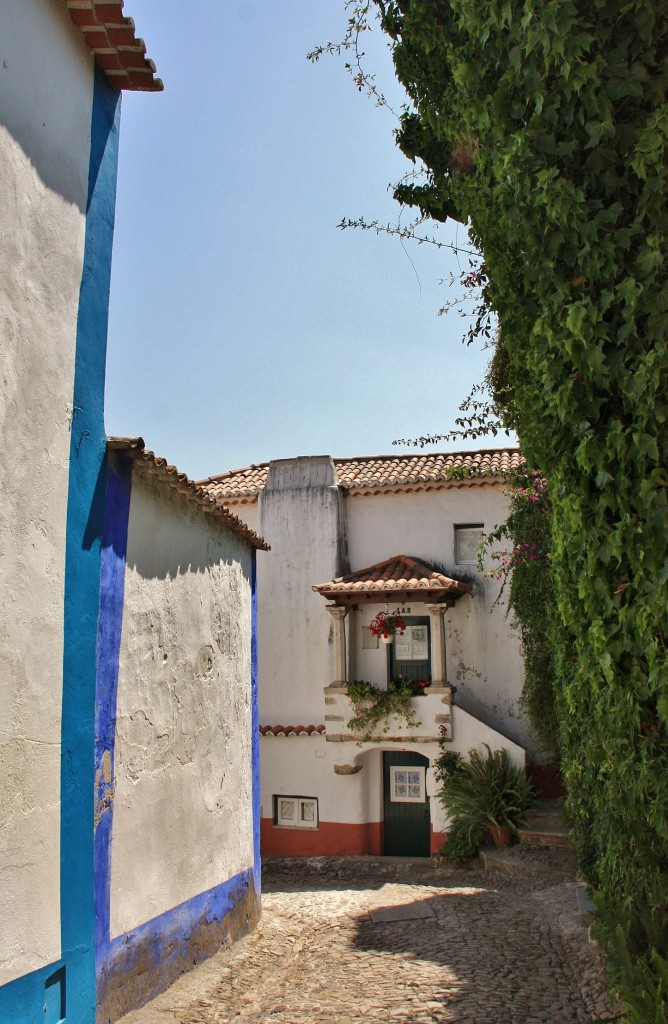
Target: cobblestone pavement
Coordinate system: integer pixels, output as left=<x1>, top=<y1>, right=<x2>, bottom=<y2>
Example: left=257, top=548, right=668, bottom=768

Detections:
left=119, top=857, right=616, bottom=1024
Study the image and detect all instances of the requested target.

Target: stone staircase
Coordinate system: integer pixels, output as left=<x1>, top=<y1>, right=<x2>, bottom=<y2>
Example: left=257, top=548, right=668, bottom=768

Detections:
left=518, top=799, right=572, bottom=849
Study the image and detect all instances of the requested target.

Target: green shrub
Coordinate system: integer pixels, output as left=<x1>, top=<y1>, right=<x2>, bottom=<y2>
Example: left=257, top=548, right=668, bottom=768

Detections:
left=441, top=744, right=535, bottom=835
left=443, top=818, right=486, bottom=866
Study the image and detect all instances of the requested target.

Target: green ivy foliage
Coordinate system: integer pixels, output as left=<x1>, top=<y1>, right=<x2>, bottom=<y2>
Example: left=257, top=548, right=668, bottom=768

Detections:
left=371, top=0, right=667, bottom=1016
left=346, top=679, right=422, bottom=741
left=482, top=468, right=560, bottom=754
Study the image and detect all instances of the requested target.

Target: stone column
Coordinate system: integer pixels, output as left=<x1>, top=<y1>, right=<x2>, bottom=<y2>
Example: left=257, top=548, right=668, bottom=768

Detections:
left=427, top=603, right=448, bottom=685
left=327, top=605, right=348, bottom=685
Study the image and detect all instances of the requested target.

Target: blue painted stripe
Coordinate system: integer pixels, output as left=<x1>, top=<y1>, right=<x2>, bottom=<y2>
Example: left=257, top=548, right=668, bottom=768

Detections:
left=0, top=64, right=121, bottom=1024
left=94, top=454, right=132, bottom=966
left=101, top=867, right=255, bottom=979
left=60, top=66, right=121, bottom=1024
left=251, top=549, right=262, bottom=896
left=93, top=502, right=260, bottom=1018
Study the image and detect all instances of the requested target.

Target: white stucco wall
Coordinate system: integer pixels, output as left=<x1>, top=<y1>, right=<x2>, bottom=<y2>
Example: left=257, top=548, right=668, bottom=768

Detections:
left=110, top=473, right=254, bottom=937
left=0, top=0, right=93, bottom=985
left=260, top=737, right=377, bottom=827
left=228, top=462, right=533, bottom=853
left=345, top=485, right=529, bottom=752
left=257, top=458, right=347, bottom=724
left=261, top=711, right=524, bottom=839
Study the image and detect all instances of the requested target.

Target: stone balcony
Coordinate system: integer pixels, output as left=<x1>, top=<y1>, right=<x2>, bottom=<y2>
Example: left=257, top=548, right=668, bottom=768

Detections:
left=323, top=684, right=453, bottom=744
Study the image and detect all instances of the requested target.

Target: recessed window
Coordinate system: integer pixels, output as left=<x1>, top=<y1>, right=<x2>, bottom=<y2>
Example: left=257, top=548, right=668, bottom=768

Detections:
left=455, top=524, right=484, bottom=565
left=274, top=795, right=319, bottom=828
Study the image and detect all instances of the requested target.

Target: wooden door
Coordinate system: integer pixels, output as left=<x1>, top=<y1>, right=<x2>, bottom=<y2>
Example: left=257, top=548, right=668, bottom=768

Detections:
left=383, top=751, right=431, bottom=856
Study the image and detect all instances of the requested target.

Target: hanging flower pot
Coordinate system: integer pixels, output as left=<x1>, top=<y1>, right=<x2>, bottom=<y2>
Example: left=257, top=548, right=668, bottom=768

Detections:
left=368, top=610, right=406, bottom=643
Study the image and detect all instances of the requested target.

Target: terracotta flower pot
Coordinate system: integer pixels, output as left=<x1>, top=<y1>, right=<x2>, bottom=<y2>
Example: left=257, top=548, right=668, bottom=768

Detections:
left=488, top=824, right=513, bottom=848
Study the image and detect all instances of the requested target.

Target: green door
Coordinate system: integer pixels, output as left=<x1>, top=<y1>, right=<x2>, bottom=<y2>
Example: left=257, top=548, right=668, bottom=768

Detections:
left=383, top=751, right=431, bottom=856
left=390, top=616, right=431, bottom=684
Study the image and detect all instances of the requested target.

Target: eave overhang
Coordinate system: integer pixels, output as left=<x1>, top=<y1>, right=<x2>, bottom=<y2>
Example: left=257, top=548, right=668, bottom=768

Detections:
left=312, top=554, right=471, bottom=609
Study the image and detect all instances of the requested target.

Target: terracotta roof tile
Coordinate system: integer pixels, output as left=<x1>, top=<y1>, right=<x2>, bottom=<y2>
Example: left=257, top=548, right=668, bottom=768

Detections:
left=108, top=437, right=269, bottom=550
left=64, top=0, right=163, bottom=91
left=313, top=555, right=471, bottom=603
left=260, top=725, right=326, bottom=737
left=198, top=448, right=522, bottom=505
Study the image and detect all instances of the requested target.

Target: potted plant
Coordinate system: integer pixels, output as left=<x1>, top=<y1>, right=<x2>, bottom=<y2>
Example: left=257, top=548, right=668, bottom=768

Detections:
left=368, top=609, right=406, bottom=644
left=439, top=744, right=535, bottom=859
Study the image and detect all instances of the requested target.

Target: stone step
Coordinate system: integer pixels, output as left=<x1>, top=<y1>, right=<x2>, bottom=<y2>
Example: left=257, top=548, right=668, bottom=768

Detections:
left=480, top=846, right=575, bottom=878
left=528, top=806, right=565, bottom=823
left=520, top=798, right=572, bottom=849
left=526, top=810, right=566, bottom=828
left=518, top=825, right=572, bottom=850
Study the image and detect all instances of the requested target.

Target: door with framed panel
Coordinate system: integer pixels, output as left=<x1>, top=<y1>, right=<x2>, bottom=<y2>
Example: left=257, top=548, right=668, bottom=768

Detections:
left=390, top=615, right=431, bottom=684
left=383, top=751, right=431, bottom=856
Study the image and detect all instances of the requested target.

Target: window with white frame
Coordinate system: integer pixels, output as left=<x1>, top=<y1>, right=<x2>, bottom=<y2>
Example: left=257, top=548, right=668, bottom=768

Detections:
left=455, top=524, right=484, bottom=565
left=389, top=766, right=426, bottom=803
left=274, top=795, right=319, bottom=828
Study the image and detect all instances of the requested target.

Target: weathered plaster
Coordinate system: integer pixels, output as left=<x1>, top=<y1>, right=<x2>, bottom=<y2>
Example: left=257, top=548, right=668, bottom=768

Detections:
left=98, top=869, right=259, bottom=1023
left=257, top=457, right=348, bottom=723
left=109, top=472, right=255, bottom=937
left=0, top=0, right=94, bottom=987
left=346, top=487, right=529, bottom=752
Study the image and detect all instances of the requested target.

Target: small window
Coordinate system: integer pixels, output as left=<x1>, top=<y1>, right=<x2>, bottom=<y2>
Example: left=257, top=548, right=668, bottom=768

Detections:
left=274, top=795, right=319, bottom=828
left=389, top=766, right=425, bottom=803
left=455, top=524, right=484, bottom=565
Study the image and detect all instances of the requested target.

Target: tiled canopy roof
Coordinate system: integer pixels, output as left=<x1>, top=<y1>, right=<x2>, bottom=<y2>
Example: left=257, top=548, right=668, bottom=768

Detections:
left=313, top=555, right=471, bottom=606
left=199, top=449, right=522, bottom=506
left=260, top=725, right=326, bottom=737
left=64, top=0, right=163, bottom=91
left=108, top=438, right=269, bottom=550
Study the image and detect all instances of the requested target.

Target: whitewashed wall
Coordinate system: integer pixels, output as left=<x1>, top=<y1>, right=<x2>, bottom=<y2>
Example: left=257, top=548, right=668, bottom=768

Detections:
left=345, top=486, right=529, bottom=752
left=257, top=458, right=347, bottom=724
left=110, top=473, right=254, bottom=936
left=230, top=474, right=529, bottom=750
left=0, top=0, right=93, bottom=985
left=260, top=737, right=375, bottom=825
left=261, top=708, right=525, bottom=839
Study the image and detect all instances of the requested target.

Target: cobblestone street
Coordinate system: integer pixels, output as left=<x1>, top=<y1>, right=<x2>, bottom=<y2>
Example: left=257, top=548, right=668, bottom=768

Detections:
left=119, top=857, right=615, bottom=1024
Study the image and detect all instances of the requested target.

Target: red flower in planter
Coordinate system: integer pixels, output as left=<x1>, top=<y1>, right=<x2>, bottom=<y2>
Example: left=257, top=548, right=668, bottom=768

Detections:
left=368, top=610, right=406, bottom=640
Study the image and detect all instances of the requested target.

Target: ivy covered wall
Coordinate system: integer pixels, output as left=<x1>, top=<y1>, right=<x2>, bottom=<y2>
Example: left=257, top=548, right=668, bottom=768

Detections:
left=368, top=1, right=667, bottom=1018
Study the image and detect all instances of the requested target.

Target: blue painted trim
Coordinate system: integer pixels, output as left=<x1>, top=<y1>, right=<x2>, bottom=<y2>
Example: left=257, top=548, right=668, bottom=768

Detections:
left=95, top=542, right=261, bottom=1019
left=0, top=65, right=121, bottom=1024
left=100, top=867, right=254, bottom=981
left=94, top=454, right=132, bottom=967
left=60, top=67, right=121, bottom=1024
left=251, top=550, right=262, bottom=896
left=0, top=962, right=66, bottom=1024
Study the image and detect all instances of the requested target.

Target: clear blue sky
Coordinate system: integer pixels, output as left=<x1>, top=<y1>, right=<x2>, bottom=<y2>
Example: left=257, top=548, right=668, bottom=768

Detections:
left=105, top=1, right=498, bottom=481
